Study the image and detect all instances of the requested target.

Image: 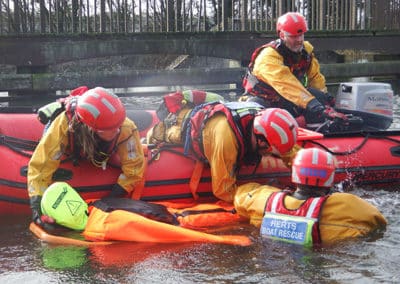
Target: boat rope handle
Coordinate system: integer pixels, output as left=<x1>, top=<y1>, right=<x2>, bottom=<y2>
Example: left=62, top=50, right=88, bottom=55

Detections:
left=175, top=207, right=236, bottom=218
left=306, top=132, right=400, bottom=156
left=1, top=134, right=39, bottom=149
left=374, top=135, right=400, bottom=144
left=147, top=143, right=198, bottom=164
left=305, top=134, right=370, bottom=155
left=0, top=134, right=37, bottom=157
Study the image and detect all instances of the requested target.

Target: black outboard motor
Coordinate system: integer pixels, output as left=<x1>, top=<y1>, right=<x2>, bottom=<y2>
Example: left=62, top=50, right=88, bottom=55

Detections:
left=335, top=82, right=394, bottom=131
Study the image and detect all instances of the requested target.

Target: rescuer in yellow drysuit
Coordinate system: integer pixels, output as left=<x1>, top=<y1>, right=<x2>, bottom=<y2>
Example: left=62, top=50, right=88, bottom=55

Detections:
left=147, top=91, right=300, bottom=203
left=234, top=147, right=387, bottom=245
left=27, top=87, right=145, bottom=229
left=241, top=12, right=347, bottom=128
left=184, top=104, right=299, bottom=203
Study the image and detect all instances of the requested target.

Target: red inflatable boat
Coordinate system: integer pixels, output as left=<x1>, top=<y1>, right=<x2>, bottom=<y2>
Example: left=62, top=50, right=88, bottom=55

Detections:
left=1, top=106, right=400, bottom=215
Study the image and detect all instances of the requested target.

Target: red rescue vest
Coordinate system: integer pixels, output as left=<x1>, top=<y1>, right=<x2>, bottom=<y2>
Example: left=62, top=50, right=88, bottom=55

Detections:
left=184, top=102, right=263, bottom=164
left=264, top=191, right=328, bottom=244
left=242, top=39, right=312, bottom=102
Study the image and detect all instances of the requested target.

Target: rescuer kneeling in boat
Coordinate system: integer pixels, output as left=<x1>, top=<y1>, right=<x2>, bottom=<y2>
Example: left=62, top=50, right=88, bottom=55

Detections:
left=240, top=12, right=351, bottom=132
left=186, top=105, right=300, bottom=203
left=27, top=87, right=145, bottom=229
left=234, top=147, right=387, bottom=246
left=148, top=95, right=300, bottom=203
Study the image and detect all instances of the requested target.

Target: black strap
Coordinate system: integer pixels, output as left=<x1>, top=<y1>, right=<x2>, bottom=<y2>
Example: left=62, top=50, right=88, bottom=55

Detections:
left=91, top=197, right=178, bottom=225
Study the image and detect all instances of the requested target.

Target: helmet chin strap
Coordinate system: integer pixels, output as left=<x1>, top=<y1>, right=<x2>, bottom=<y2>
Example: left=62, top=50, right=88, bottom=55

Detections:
left=292, top=185, right=331, bottom=200
left=91, top=132, right=120, bottom=170
left=251, top=131, right=259, bottom=152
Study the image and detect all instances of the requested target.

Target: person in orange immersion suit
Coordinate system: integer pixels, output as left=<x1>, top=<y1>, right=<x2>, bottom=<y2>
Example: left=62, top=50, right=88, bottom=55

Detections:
left=234, top=147, right=387, bottom=246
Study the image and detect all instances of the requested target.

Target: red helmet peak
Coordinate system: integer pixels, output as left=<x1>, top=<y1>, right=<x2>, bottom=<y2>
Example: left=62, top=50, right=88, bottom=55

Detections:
left=75, top=87, right=126, bottom=131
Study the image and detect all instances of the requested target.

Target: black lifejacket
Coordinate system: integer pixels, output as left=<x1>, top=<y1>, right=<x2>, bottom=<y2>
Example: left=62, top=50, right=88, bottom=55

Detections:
left=183, top=101, right=263, bottom=166
left=90, top=197, right=178, bottom=225
left=242, top=39, right=312, bottom=101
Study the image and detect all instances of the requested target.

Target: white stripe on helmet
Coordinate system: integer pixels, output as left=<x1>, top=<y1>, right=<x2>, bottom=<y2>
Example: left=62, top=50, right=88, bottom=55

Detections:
left=311, top=148, right=319, bottom=165
left=270, top=121, right=288, bottom=145
left=79, top=103, right=100, bottom=118
left=101, top=97, right=117, bottom=114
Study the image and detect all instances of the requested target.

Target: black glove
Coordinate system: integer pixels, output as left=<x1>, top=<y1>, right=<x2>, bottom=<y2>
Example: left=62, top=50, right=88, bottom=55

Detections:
left=30, top=195, right=56, bottom=231
left=304, top=98, right=326, bottom=124
left=326, top=92, right=336, bottom=107
left=109, top=183, right=128, bottom=198
left=305, top=99, right=348, bottom=124
left=307, top=88, right=335, bottom=107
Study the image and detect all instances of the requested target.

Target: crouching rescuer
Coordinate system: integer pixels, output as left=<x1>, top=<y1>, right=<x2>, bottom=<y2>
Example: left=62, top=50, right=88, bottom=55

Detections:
left=148, top=90, right=301, bottom=203
left=28, top=87, right=145, bottom=229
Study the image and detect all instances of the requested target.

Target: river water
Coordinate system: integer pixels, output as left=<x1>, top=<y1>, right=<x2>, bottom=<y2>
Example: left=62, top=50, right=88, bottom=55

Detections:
left=1, top=85, right=400, bottom=283
left=0, top=186, right=399, bottom=283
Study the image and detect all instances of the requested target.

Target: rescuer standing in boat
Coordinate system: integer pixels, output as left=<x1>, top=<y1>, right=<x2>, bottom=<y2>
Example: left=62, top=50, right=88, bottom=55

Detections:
left=241, top=12, right=347, bottom=129
left=148, top=93, right=300, bottom=203
left=27, top=87, right=145, bottom=229
left=234, top=147, right=387, bottom=246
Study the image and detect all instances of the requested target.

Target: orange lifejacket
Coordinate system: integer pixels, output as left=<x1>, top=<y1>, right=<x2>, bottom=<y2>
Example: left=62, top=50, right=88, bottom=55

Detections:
left=159, top=200, right=246, bottom=230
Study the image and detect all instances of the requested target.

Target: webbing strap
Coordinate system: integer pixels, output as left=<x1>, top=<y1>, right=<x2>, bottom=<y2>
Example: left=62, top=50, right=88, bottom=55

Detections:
left=189, top=160, right=204, bottom=200
left=131, top=144, right=148, bottom=200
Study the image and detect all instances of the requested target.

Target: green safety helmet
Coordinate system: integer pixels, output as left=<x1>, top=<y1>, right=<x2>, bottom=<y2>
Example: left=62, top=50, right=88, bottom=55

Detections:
left=41, top=182, right=89, bottom=230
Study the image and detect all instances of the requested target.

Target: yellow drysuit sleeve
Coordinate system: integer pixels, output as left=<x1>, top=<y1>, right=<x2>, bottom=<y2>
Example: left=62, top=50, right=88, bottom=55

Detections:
left=233, top=183, right=280, bottom=226
left=27, top=113, right=70, bottom=198
left=115, top=118, right=145, bottom=194
left=202, top=114, right=240, bottom=203
left=319, top=193, right=388, bottom=242
left=252, top=41, right=327, bottom=109
left=305, top=42, right=328, bottom=92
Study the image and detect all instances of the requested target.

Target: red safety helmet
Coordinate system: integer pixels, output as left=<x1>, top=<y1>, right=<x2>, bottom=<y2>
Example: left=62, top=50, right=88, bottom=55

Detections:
left=253, top=108, right=298, bottom=156
left=75, top=87, right=126, bottom=131
left=292, top=148, right=336, bottom=187
left=276, top=12, right=308, bottom=35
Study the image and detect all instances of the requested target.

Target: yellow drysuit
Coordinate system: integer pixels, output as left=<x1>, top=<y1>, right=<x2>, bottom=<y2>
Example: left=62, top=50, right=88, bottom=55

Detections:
left=27, top=112, right=145, bottom=198
left=253, top=41, right=327, bottom=109
left=234, top=183, right=388, bottom=243
left=202, top=114, right=299, bottom=203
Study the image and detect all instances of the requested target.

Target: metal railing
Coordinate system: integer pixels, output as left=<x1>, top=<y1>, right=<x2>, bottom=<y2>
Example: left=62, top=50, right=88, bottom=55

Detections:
left=1, top=0, right=399, bottom=35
